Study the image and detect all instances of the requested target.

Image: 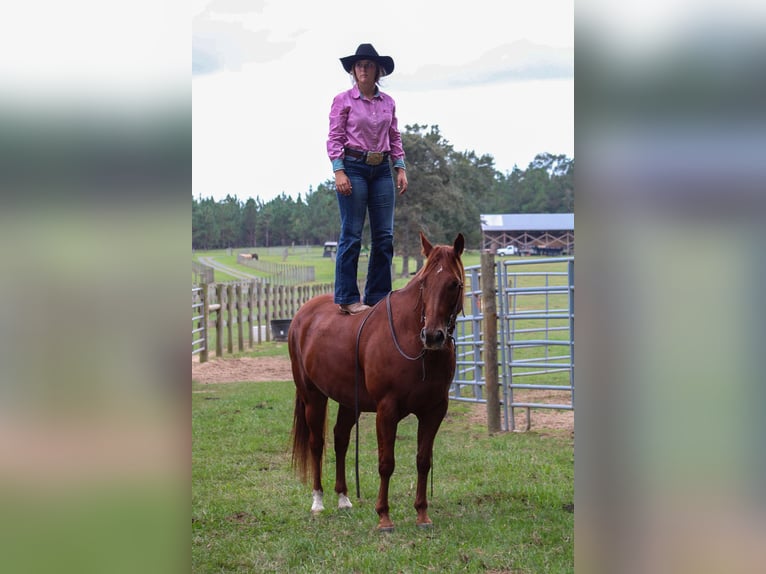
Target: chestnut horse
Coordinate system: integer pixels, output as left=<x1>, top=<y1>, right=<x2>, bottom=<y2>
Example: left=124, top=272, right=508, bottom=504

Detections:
left=288, top=232, right=465, bottom=531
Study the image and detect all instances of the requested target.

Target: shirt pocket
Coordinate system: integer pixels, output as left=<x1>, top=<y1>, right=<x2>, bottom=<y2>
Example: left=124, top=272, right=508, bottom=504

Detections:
left=378, top=104, right=394, bottom=126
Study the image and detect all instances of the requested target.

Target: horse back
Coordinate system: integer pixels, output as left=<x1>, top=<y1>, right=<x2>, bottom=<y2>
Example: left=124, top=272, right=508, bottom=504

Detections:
left=288, top=294, right=376, bottom=409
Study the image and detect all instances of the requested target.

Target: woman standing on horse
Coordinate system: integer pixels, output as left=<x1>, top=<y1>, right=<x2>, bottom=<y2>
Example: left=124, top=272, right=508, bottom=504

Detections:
left=327, top=43, right=408, bottom=315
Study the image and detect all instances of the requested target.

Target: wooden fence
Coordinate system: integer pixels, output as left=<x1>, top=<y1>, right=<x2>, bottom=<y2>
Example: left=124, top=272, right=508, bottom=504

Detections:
left=192, top=260, right=214, bottom=284
left=192, top=280, right=333, bottom=362
left=236, top=253, right=316, bottom=285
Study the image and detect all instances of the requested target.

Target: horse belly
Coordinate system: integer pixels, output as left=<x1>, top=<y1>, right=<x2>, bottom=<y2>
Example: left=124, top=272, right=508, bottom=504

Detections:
left=292, top=318, right=376, bottom=410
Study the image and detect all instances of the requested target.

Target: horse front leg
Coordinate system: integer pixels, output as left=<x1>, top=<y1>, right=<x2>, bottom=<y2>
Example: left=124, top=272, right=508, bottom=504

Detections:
left=374, top=403, right=399, bottom=531
left=333, top=405, right=357, bottom=509
left=414, top=402, right=448, bottom=527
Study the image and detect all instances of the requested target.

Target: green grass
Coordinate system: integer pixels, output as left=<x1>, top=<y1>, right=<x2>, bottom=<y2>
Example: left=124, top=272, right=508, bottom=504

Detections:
left=234, top=341, right=290, bottom=360
left=192, top=380, right=573, bottom=573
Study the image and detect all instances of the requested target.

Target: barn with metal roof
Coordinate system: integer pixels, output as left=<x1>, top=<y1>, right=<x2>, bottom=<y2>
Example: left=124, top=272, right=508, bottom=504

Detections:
left=480, top=213, right=574, bottom=255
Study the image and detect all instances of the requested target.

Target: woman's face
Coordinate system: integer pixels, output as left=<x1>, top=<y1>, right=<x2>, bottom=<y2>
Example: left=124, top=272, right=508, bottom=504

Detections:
left=354, top=60, right=378, bottom=85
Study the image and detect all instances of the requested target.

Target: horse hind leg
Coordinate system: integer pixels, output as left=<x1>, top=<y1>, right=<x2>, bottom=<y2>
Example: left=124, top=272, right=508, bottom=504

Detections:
left=308, top=396, right=329, bottom=513
left=298, top=391, right=329, bottom=514
left=333, top=405, right=358, bottom=509
left=311, top=489, right=324, bottom=513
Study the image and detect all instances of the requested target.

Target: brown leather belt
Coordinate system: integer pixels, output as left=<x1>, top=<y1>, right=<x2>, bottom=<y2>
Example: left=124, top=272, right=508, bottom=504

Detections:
left=344, top=147, right=389, bottom=166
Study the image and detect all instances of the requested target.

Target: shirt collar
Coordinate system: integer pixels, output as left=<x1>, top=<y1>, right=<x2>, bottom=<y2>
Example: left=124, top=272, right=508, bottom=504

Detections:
left=352, top=84, right=380, bottom=100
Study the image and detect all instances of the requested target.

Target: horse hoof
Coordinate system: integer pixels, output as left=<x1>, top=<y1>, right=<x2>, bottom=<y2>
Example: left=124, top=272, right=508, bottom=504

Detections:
left=337, top=494, right=353, bottom=509
left=416, top=521, right=433, bottom=529
left=377, top=525, right=395, bottom=533
left=311, top=490, right=324, bottom=513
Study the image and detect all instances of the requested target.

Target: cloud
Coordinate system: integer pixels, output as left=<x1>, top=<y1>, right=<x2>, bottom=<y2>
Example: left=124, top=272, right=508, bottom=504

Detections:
left=192, top=38, right=223, bottom=76
left=192, top=1, right=295, bottom=75
left=393, top=40, right=573, bottom=90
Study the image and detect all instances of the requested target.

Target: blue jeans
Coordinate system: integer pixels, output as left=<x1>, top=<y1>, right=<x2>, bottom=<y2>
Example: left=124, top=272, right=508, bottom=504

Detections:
left=334, top=156, right=395, bottom=306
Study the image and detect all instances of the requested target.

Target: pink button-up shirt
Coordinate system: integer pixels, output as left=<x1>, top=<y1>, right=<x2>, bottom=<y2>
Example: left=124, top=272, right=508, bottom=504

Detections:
left=327, top=85, right=405, bottom=169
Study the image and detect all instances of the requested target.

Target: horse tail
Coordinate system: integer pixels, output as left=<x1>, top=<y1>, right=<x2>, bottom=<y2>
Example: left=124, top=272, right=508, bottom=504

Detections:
left=291, top=392, right=311, bottom=483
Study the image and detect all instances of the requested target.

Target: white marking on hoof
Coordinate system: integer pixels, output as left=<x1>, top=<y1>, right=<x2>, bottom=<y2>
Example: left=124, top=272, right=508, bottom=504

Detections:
left=311, top=490, right=324, bottom=513
left=337, top=493, right=353, bottom=509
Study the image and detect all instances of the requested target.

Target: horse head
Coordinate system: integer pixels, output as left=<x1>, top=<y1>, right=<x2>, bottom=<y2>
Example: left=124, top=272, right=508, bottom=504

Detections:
left=417, top=232, right=465, bottom=350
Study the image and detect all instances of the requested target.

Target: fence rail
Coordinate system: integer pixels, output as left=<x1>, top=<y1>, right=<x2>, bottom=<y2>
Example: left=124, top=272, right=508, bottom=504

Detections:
left=451, top=257, right=574, bottom=431
left=237, top=254, right=315, bottom=285
left=191, top=280, right=334, bottom=362
left=192, top=261, right=215, bottom=284
left=192, top=286, right=206, bottom=356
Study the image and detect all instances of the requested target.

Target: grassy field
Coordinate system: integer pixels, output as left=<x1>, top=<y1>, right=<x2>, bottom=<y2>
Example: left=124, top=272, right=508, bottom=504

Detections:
left=193, top=245, right=488, bottom=285
left=192, top=245, right=566, bottom=289
left=192, top=379, right=574, bottom=573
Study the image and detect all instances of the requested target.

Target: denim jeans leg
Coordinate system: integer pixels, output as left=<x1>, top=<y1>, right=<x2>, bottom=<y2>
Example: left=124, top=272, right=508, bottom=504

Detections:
left=334, top=159, right=368, bottom=305
left=364, top=163, right=395, bottom=306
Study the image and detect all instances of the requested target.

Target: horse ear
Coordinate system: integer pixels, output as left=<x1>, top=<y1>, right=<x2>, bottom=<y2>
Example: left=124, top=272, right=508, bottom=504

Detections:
left=453, top=233, right=465, bottom=257
left=420, top=231, right=434, bottom=257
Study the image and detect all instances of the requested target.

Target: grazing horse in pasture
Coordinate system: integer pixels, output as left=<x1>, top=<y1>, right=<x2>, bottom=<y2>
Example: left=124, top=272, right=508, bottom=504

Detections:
left=288, top=232, right=465, bottom=531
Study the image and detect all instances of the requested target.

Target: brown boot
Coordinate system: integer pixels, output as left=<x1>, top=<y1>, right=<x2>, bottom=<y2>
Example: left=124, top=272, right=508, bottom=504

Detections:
left=339, top=302, right=371, bottom=315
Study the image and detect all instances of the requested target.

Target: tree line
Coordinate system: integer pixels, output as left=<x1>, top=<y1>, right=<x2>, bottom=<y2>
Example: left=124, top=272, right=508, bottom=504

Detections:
left=193, top=124, right=573, bottom=272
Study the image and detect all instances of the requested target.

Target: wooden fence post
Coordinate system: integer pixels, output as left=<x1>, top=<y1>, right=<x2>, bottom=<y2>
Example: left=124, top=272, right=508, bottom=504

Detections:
left=227, top=284, right=234, bottom=354
left=265, top=283, right=273, bottom=341
left=200, top=283, right=210, bottom=363
left=481, top=253, right=501, bottom=433
left=258, top=282, right=265, bottom=343
left=215, top=284, right=224, bottom=358
left=248, top=281, right=255, bottom=348
left=236, top=283, right=244, bottom=352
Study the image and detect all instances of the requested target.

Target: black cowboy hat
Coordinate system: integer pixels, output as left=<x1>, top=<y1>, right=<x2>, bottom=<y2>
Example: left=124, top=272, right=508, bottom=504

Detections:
left=340, top=43, right=394, bottom=76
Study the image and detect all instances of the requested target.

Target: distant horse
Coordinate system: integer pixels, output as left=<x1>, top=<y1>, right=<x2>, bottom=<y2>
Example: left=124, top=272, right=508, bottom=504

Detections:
left=288, top=232, right=465, bottom=531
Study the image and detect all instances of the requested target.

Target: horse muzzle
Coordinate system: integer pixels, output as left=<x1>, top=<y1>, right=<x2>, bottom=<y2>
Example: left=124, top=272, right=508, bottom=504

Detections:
left=420, top=327, right=447, bottom=350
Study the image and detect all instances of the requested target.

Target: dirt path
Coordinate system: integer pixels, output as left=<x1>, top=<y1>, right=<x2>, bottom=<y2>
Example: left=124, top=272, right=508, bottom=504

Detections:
left=196, top=256, right=260, bottom=281
left=192, top=356, right=293, bottom=384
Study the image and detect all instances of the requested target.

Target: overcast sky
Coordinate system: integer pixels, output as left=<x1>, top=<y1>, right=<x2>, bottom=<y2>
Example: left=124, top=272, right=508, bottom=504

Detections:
left=192, top=0, right=574, bottom=203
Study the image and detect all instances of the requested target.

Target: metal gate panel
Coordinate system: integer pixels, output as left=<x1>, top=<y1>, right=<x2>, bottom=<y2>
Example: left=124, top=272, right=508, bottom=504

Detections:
left=451, top=257, right=574, bottom=430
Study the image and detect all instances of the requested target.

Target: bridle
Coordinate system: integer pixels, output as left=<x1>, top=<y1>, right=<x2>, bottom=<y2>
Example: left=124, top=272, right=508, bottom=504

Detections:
left=386, top=291, right=425, bottom=361
left=386, top=272, right=464, bottom=358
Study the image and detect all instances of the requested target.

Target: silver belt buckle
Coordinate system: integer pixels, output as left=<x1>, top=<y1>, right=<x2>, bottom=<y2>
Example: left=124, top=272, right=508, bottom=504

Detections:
left=365, top=152, right=384, bottom=166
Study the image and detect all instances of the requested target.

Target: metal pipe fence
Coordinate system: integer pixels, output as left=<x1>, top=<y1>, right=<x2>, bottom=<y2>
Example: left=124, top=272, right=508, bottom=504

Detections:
left=192, top=286, right=206, bottom=357
left=451, top=257, right=574, bottom=431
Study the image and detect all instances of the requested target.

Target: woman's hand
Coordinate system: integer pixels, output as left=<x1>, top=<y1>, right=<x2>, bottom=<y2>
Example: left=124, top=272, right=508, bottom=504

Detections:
left=335, top=170, right=352, bottom=196
left=395, top=169, right=408, bottom=195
